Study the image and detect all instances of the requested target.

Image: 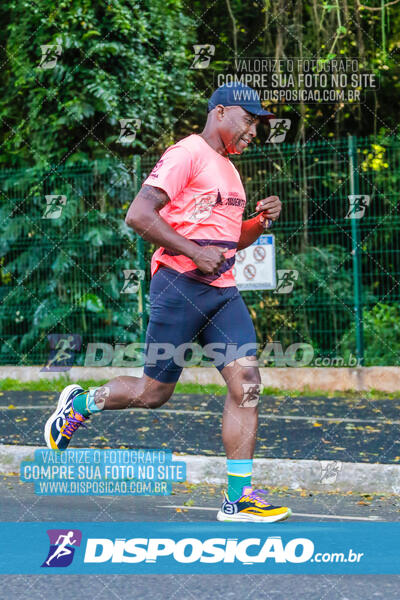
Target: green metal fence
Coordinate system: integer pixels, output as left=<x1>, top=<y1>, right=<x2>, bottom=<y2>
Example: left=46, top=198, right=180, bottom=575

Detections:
left=230, top=136, right=400, bottom=367
left=1, top=135, right=399, bottom=367
left=0, top=160, right=145, bottom=366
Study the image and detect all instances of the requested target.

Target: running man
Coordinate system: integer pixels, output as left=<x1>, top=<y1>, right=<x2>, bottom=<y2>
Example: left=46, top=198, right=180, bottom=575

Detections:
left=44, top=82, right=291, bottom=522
left=45, top=531, right=77, bottom=566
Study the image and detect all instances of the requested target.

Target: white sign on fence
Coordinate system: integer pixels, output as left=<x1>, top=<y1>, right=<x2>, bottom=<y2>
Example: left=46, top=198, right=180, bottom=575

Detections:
left=233, top=234, right=276, bottom=291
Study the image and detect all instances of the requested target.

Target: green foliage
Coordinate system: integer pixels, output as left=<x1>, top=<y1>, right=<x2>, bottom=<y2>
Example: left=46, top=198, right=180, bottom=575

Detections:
left=341, top=303, right=400, bottom=366
left=244, top=244, right=355, bottom=360
left=3, top=0, right=400, bottom=163
left=0, top=3, right=399, bottom=368
left=190, top=0, right=400, bottom=142
left=278, top=244, right=354, bottom=354
left=0, top=160, right=144, bottom=365
left=0, top=0, right=197, bottom=168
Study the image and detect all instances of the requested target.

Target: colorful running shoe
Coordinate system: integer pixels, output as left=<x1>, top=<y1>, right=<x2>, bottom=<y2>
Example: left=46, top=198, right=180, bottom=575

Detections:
left=216, top=486, right=292, bottom=522
left=44, top=384, right=88, bottom=450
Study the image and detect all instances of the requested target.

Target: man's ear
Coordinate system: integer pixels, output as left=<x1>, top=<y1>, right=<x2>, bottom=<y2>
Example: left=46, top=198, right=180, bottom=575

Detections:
left=215, top=104, right=225, bottom=121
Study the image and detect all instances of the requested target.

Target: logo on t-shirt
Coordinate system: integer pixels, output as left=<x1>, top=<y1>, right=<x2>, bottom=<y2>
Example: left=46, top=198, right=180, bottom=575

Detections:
left=149, top=159, right=164, bottom=179
left=188, top=193, right=218, bottom=222
left=187, top=190, right=245, bottom=223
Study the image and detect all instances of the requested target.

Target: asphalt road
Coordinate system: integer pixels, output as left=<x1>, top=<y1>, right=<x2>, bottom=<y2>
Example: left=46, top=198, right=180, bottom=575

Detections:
left=1, top=477, right=399, bottom=522
left=1, top=390, right=399, bottom=598
left=1, top=573, right=400, bottom=600
left=1, top=391, right=400, bottom=463
left=1, top=479, right=399, bottom=600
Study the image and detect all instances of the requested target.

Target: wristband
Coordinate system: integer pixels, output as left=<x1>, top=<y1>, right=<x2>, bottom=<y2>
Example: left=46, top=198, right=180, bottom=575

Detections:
left=259, top=214, right=273, bottom=230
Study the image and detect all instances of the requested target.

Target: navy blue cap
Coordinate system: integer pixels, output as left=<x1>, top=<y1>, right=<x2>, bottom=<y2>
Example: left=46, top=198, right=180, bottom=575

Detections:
left=208, top=83, right=274, bottom=122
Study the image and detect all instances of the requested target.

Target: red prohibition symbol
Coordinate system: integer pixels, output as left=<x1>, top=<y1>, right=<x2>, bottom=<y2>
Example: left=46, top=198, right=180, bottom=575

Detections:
left=244, top=264, right=256, bottom=280
left=253, top=246, right=266, bottom=262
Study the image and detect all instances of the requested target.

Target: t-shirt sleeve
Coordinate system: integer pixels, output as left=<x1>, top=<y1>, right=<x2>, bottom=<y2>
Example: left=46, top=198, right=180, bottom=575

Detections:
left=142, top=145, right=194, bottom=202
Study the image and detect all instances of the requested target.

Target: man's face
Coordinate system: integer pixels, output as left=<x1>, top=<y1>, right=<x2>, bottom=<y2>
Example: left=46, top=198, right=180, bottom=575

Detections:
left=217, top=105, right=259, bottom=154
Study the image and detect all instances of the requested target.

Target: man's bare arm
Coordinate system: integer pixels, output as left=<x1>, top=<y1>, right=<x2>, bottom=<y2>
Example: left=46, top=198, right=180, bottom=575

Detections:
left=125, top=185, right=199, bottom=257
left=237, top=195, right=281, bottom=250
left=125, top=185, right=227, bottom=275
left=237, top=215, right=266, bottom=250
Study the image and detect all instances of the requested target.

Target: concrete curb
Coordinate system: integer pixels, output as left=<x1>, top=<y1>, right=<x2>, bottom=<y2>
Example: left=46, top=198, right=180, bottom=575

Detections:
left=182, top=455, right=400, bottom=494
left=2, top=445, right=400, bottom=494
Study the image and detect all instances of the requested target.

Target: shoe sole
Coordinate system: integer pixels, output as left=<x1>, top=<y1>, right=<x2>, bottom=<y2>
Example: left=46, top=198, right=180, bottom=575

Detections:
left=216, top=507, right=292, bottom=523
left=44, top=384, right=84, bottom=450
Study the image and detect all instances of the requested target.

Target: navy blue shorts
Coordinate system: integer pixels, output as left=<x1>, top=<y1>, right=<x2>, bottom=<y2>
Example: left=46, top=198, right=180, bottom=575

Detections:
left=144, top=267, right=257, bottom=383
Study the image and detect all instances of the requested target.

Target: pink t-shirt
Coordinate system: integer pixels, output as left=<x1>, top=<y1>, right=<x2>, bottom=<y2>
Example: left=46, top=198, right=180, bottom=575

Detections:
left=142, top=134, right=246, bottom=287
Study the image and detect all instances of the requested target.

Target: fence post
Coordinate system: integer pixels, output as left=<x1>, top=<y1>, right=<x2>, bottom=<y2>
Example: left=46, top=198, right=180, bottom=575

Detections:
left=132, top=155, right=147, bottom=344
left=347, top=135, right=364, bottom=366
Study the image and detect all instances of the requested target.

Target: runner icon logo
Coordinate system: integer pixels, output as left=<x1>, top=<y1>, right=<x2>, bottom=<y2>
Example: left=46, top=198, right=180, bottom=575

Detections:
left=319, top=461, right=342, bottom=484
left=120, top=269, right=145, bottom=294
left=274, top=270, right=298, bottom=294
left=43, top=195, right=67, bottom=219
left=191, top=44, right=215, bottom=69
left=345, top=195, right=370, bottom=219
left=39, top=44, right=62, bottom=69
left=239, top=383, right=263, bottom=407
left=266, top=119, right=291, bottom=143
left=41, top=529, right=82, bottom=568
left=41, top=334, right=82, bottom=373
left=118, top=119, right=141, bottom=143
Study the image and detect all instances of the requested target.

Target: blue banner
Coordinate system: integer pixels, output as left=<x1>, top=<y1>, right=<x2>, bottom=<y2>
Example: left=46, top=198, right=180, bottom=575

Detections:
left=0, top=522, right=399, bottom=574
left=19, top=449, right=186, bottom=496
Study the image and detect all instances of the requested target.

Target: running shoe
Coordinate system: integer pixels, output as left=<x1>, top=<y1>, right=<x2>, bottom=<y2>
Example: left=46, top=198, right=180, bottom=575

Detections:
left=44, top=384, right=88, bottom=450
left=216, top=486, right=292, bottom=522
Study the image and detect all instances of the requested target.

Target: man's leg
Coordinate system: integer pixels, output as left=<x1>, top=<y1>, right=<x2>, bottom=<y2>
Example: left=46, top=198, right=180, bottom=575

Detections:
left=220, top=355, right=260, bottom=460
left=217, top=356, right=291, bottom=521
left=73, top=373, right=176, bottom=413
left=198, top=288, right=260, bottom=501
left=44, top=373, right=177, bottom=451
left=220, top=356, right=260, bottom=501
left=45, top=267, right=210, bottom=450
left=198, top=289, right=292, bottom=522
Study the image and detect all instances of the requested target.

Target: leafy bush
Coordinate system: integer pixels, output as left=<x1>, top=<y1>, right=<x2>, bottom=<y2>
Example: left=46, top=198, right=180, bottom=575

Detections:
left=0, top=0, right=197, bottom=168
left=340, top=303, right=400, bottom=366
left=274, top=244, right=355, bottom=355
left=0, top=161, right=144, bottom=365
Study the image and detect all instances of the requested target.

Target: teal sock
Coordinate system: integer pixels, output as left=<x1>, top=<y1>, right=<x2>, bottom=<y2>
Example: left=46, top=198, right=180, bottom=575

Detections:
left=226, top=459, right=253, bottom=502
left=72, top=388, right=103, bottom=418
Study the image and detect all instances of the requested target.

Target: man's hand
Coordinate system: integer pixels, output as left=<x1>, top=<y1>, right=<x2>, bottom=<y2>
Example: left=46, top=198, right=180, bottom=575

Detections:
left=191, top=246, right=228, bottom=274
left=256, top=195, right=282, bottom=221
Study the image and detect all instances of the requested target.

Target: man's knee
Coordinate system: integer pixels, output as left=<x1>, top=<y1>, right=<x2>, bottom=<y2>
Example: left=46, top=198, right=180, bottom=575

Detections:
left=145, top=395, right=169, bottom=409
left=230, top=364, right=261, bottom=390
left=241, top=364, right=261, bottom=385
left=140, top=380, right=175, bottom=409
left=228, top=365, right=262, bottom=408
